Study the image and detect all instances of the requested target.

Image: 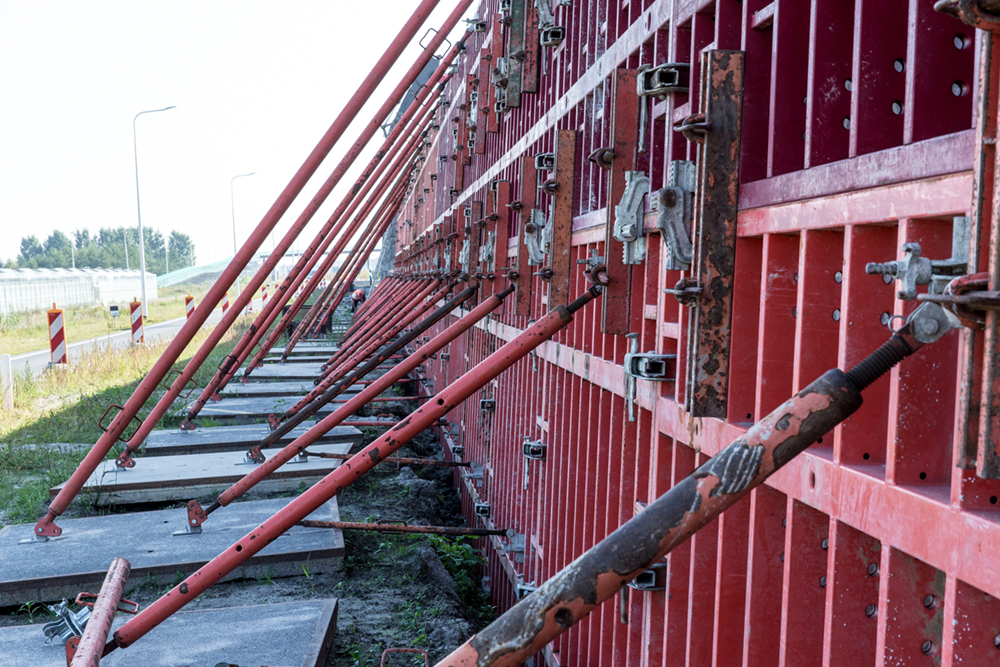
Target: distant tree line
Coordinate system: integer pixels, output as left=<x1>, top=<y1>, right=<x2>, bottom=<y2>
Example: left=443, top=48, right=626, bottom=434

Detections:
left=7, top=227, right=195, bottom=275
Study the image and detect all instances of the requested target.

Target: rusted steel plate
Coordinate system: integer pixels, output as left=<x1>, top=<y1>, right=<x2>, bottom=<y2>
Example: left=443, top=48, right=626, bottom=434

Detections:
left=516, top=155, right=538, bottom=316
left=506, top=0, right=526, bottom=109
left=522, top=3, right=540, bottom=94
left=602, top=68, right=640, bottom=335
left=684, top=50, right=744, bottom=418
left=548, top=130, right=578, bottom=309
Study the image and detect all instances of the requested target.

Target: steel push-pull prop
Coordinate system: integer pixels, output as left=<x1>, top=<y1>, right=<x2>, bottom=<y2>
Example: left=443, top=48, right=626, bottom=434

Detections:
left=27, top=0, right=450, bottom=542
left=430, top=302, right=959, bottom=667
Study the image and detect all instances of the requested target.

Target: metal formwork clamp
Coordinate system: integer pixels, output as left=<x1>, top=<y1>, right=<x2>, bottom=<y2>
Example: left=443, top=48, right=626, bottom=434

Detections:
left=626, top=561, right=668, bottom=591
left=504, top=532, right=527, bottom=563
left=866, top=217, right=970, bottom=301
left=480, top=398, right=497, bottom=412
left=655, top=160, right=696, bottom=271
left=523, top=437, right=547, bottom=460
left=534, top=152, right=556, bottom=172
left=524, top=209, right=547, bottom=265
left=637, top=63, right=690, bottom=98
left=479, top=231, right=496, bottom=269
left=540, top=26, right=566, bottom=47
left=535, top=0, right=556, bottom=26
left=624, top=350, right=677, bottom=382
left=515, top=579, right=537, bottom=599
left=475, top=501, right=492, bottom=517
left=613, top=171, right=651, bottom=265
left=43, top=600, right=91, bottom=645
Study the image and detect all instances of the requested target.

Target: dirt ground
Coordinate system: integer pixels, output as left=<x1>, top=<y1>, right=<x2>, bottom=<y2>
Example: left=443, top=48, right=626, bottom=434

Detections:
left=1, top=427, right=494, bottom=666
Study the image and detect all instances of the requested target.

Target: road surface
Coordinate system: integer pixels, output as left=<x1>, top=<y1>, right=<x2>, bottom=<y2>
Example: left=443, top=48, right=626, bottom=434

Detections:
left=5, top=302, right=260, bottom=377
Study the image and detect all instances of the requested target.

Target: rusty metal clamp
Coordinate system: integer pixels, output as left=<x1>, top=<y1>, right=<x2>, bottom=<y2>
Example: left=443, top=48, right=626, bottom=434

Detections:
left=74, top=592, right=139, bottom=615
left=674, top=113, right=712, bottom=144
left=666, top=276, right=703, bottom=306
left=935, top=0, right=1000, bottom=30
left=588, top=147, right=616, bottom=170
left=917, top=272, right=1000, bottom=329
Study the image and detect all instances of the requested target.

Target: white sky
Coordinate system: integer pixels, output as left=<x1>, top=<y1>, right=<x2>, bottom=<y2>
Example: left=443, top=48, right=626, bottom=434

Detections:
left=0, top=1, right=472, bottom=266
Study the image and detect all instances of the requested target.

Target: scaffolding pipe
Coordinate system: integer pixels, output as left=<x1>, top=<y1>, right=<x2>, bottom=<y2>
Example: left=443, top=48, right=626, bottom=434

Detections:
left=104, top=287, right=601, bottom=654
left=69, top=558, right=131, bottom=667
left=30, top=0, right=442, bottom=540
left=204, top=285, right=508, bottom=514
left=259, top=284, right=481, bottom=449
left=431, top=320, right=937, bottom=667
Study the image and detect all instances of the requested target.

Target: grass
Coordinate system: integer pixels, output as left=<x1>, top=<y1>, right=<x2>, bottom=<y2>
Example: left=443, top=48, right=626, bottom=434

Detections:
left=0, top=282, right=218, bottom=357
left=0, top=317, right=251, bottom=527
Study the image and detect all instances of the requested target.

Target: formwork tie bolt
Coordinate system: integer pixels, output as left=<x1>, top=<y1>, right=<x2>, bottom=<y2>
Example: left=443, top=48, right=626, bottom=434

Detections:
left=865, top=604, right=877, bottom=618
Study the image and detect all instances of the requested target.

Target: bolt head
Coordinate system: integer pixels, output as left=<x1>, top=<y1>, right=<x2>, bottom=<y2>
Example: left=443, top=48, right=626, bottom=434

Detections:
left=917, top=318, right=940, bottom=336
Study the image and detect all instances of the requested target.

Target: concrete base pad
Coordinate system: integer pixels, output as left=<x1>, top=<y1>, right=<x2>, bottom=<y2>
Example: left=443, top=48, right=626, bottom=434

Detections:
left=0, top=498, right=344, bottom=607
left=242, top=363, right=325, bottom=380
left=0, top=599, right=338, bottom=667
left=264, top=355, right=332, bottom=364
left=50, top=442, right=353, bottom=505
left=144, top=423, right=362, bottom=456
left=220, top=381, right=327, bottom=397
left=186, top=395, right=351, bottom=422
left=271, top=344, right=338, bottom=356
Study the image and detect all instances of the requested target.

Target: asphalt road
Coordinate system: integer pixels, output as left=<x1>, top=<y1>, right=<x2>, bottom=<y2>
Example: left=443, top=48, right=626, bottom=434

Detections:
left=6, top=302, right=249, bottom=378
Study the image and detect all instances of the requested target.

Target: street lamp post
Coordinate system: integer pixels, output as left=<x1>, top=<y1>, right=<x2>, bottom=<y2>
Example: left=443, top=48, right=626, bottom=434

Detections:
left=133, top=105, right=176, bottom=318
left=230, top=172, right=256, bottom=297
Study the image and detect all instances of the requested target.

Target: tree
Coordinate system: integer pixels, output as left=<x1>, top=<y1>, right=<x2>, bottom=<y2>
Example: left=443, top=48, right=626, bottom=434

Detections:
left=18, top=236, right=43, bottom=264
left=168, top=231, right=195, bottom=270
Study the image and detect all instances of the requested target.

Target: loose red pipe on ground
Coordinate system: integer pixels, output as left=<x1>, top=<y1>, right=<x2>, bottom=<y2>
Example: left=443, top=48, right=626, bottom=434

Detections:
left=208, top=286, right=507, bottom=511
left=30, top=0, right=441, bottom=539
left=430, top=320, right=938, bottom=667
left=105, top=288, right=600, bottom=654
left=298, top=520, right=506, bottom=537
left=70, top=557, right=131, bottom=667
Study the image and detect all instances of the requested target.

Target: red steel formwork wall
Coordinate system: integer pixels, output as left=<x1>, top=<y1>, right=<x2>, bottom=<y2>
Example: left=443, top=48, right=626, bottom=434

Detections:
left=396, top=1, right=1000, bottom=665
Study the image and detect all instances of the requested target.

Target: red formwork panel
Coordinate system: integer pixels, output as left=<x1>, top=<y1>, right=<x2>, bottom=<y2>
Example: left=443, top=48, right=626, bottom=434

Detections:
left=408, top=0, right=1000, bottom=665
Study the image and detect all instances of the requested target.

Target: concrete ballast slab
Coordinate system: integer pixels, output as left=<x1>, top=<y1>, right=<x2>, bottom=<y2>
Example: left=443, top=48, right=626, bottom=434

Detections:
left=0, top=498, right=344, bottom=606
left=186, top=395, right=355, bottom=421
left=145, top=422, right=362, bottom=456
left=49, top=442, right=353, bottom=505
left=0, top=599, right=338, bottom=667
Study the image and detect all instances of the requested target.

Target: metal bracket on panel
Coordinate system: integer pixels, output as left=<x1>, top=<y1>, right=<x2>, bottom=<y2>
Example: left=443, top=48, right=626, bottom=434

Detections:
left=540, top=26, right=565, bottom=47
left=459, top=238, right=471, bottom=276
left=451, top=442, right=464, bottom=457
left=480, top=398, right=496, bottom=412
left=524, top=209, right=546, bottom=265
left=625, top=349, right=677, bottom=382
left=865, top=216, right=970, bottom=300
left=613, top=171, right=650, bottom=265
left=534, top=152, right=556, bottom=172
left=637, top=63, right=690, bottom=98
left=493, top=57, right=509, bottom=89
left=626, top=561, right=668, bottom=591
left=655, top=160, right=696, bottom=271
left=479, top=231, right=496, bottom=269
left=523, top=437, right=547, bottom=459
left=461, top=462, right=483, bottom=483
left=515, top=579, right=537, bottom=599
left=503, top=532, right=527, bottom=563
left=474, top=501, right=492, bottom=517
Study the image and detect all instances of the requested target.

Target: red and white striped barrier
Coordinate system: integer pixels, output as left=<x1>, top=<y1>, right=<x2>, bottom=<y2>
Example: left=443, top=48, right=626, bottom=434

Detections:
left=48, top=303, right=67, bottom=365
left=185, top=293, right=195, bottom=320
left=262, top=284, right=269, bottom=306
left=130, top=299, right=144, bottom=345
left=222, top=291, right=230, bottom=314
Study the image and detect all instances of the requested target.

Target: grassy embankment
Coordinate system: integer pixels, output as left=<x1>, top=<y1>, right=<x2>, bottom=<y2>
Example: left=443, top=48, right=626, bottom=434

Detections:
left=0, top=283, right=227, bottom=357
left=0, top=315, right=254, bottom=527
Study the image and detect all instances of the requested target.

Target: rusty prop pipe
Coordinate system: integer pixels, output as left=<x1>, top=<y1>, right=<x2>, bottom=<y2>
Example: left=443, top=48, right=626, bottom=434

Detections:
left=198, top=163, right=417, bottom=405
left=299, top=520, right=507, bottom=537
left=188, top=111, right=438, bottom=410
left=431, top=308, right=947, bottom=667
left=304, top=451, right=471, bottom=467
left=30, top=0, right=443, bottom=540
left=105, top=287, right=601, bottom=654
left=112, top=4, right=470, bottom=465
left=257, top=285, right=481, bottom=450
left=309, top=278, right=445, bottom=386
left=69, top=558, right=131, bottom=667
left=202, top=286, right=508, bottom=515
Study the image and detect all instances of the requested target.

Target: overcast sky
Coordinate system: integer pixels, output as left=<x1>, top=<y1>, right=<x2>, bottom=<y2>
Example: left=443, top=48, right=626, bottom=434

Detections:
left=0, top=2, right=471, bottom=267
